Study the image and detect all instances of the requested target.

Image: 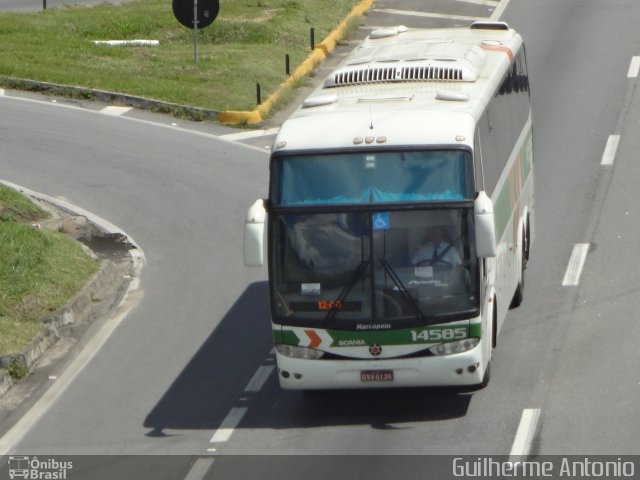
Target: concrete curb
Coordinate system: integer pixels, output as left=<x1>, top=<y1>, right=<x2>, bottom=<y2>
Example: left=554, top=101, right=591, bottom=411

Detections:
left=0, top=180, right=146, bottom=256
left=0, top=260, right=119, bottom=386
left=0, top=75, right=221, bottom=122
left=0, top=181, right=145, bottom=399
left=218, top=0, right=374, bottom=125
left=0, top=0, right=374, bottom=126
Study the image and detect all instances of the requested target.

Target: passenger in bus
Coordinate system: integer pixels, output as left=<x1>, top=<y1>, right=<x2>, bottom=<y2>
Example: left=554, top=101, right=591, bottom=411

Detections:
left=410, top=225, right=461, bottom=267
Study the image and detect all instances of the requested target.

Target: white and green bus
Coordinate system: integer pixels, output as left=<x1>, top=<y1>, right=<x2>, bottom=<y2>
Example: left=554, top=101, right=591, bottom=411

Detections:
left=244, top=22, right=533, bottom=389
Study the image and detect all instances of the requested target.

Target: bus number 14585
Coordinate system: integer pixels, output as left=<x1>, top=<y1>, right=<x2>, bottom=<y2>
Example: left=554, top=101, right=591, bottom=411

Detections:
left=410, top=327, right=467, bottom=343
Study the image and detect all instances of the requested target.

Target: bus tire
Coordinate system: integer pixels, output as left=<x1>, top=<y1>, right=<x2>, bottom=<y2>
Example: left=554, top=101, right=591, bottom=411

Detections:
left=491, top=299, right=498, bottom=349
left=477, top=305, right=494, bottom=388
left=510, top=227, right=526, bottom=309
left=524, top=215, right=531, bottom=265
left=466, top=304, right=495, bottom=391
left=510, top=280, right=524, bottom=308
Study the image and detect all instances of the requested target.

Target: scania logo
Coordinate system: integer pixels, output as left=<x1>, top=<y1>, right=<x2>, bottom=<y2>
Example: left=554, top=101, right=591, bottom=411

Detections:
left=369, top=344, right=382, bottom=356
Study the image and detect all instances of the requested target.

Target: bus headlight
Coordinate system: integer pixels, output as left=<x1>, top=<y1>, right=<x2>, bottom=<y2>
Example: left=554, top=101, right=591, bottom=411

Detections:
left=428, top=338, right=479, bottom=356
left=276, top=344, right=325, bottom=360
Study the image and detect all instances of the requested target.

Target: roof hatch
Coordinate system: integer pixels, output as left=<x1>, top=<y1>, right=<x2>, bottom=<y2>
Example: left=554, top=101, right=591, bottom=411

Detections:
left=324, top=43, right=486, bottom=88
left=470, top=21, right=510, bottom=30
left=369, top=25, right=408, bottom=40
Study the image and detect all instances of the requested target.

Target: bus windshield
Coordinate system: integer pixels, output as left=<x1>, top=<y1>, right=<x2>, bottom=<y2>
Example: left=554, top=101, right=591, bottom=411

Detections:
left=269, top=208, right=480, bottom=328
left=272, top=149, right=473, bottom=206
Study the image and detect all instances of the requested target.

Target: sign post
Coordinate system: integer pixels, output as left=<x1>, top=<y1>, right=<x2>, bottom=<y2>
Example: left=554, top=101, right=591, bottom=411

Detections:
left=172, top=0, right=219, bottom=64
left=193, top=0, right=199, bottom=64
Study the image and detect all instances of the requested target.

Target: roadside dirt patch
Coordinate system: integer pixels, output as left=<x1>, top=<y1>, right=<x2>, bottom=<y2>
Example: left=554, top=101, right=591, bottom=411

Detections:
left=0, top=199, right=138, bottom=402
left=57, top=214, right=133, bottom=260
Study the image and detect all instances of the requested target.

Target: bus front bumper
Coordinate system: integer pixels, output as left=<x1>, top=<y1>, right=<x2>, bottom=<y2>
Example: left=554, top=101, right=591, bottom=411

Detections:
left=275, top=342, right=487, bottom=390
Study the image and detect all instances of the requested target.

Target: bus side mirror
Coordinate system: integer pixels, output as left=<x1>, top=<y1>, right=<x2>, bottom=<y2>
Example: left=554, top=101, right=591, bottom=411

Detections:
left=244, top=199, right=266, bottom=267
left=474, top=191, right=497, bottom=258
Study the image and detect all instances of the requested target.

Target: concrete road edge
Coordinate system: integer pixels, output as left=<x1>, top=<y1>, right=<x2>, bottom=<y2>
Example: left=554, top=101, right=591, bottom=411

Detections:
left=0, top=180, right=145, bottom=399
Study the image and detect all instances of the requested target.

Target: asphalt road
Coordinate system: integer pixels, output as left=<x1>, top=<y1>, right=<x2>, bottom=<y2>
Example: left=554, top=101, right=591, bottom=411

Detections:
left=1, top=0, right=640, bottom=478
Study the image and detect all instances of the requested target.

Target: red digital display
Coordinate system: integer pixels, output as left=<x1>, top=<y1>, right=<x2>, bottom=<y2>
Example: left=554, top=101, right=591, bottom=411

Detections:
left=317, top=300, right=343, bottom=311
left=289, top=301, right=361, bottom=312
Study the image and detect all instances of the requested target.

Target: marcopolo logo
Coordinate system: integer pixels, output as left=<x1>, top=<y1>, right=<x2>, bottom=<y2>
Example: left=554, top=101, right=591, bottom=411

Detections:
left=8, top=456, right=73, bottom=480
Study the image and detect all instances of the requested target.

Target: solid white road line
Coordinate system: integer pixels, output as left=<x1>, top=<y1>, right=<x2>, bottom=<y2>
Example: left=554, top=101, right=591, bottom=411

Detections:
left=373, top=8, right=483, bottom=22
left=220, top=128, right=279, bottom=141
left=244, top=365, right=275, bottom=392
left=562, top=243, right=590, bottom=286
left=100, top=106, right=133, bottom=116
left=627, top=56, right=640, bottom=78
left=601, top=135, right=620, bottom=166
left=0, top=273, right=145, bottom=456
left=184, top=458, right=215, bottom=480
left=210, top=407, right=248, bottom=443
left=509, top=408, right=541, bottom=459
left=0, top=182, right=145, bottom=456
left=454, top=0, right=499, bottom=6
left=0, top=94, right=269, bottom=155
left=490, top=0, right=512, bottom=20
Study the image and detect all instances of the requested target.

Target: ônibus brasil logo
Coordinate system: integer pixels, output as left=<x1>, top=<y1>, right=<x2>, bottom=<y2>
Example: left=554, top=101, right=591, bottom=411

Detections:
left=8, top=456, right=73, bottom=480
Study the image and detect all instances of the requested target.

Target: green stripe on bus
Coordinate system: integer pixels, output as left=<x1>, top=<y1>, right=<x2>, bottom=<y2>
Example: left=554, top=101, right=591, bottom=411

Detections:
left=469, top=321, right=482, bottom=338
left=274, top=324, right=477, bottom=347
left=494, top=182, right=512, bottom=241
left=273, top=329, right=298, bottom=345
left=329, top=328, right=420, bottom=346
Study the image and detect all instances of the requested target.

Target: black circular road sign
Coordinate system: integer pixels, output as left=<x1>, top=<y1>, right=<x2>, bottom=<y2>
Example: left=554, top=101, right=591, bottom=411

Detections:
left=172, top=0, right=219, bottom=29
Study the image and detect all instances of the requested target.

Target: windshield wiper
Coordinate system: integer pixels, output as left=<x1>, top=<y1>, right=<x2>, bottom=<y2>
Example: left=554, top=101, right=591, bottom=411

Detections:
left=324, top=260, right=370, bottom=322
left=378, top=257, right=424, bottom=319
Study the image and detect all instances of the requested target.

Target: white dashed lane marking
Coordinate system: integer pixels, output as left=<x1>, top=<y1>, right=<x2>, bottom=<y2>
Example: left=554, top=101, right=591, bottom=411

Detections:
left=184, top=458, right=216, bottom=480
left=100, top=106, right=133, bottom=116
left=209, top=407, right=248, bottom=443
left=627, top=56, right=640, bottom=78
left=562, top=243, right=590, bottom=286
left=244, top=365, right=275, bottom=393
left=601, top=135, right=620, bottom=166
left=509, top=408, right=541, bottom=460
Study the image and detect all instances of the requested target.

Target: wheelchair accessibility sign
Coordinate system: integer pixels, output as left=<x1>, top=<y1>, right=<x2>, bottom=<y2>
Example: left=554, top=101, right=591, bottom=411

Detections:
left=372, top=212, right=390, bottom=230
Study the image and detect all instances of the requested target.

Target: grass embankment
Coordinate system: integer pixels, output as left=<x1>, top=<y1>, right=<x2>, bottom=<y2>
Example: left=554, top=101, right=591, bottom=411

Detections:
left=0, top=0, right=362, bottom=113
left=0, top=185, right=98, bottom=361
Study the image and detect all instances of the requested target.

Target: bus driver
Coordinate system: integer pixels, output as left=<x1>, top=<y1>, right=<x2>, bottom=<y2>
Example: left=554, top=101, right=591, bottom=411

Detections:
left=410, top=225, right=461, bottom=267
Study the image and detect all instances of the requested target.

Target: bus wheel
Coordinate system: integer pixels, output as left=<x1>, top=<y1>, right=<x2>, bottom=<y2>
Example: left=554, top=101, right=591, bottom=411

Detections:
left=469, top=306, right=494, bottom=391
left=510, top=228, right=526, bottom=308
left=524, top=215, right=531, bottom=265
left=491, top=299, right=498, bottom=349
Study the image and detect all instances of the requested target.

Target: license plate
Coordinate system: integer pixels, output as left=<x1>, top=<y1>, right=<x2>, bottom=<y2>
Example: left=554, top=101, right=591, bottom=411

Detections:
left=360, top=370, right=394, bottom=382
